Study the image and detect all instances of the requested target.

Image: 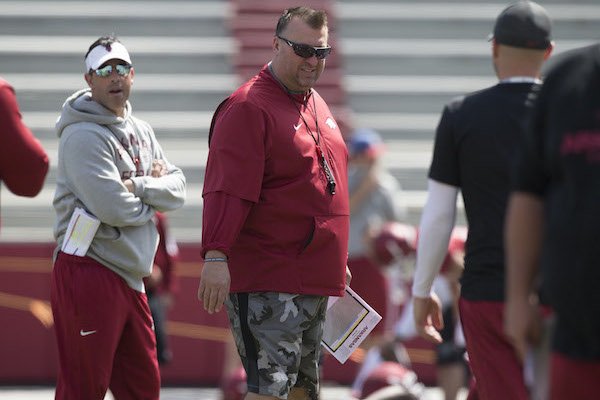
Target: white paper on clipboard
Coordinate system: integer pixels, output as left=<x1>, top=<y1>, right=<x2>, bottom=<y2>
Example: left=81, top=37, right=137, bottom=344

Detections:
left=321, top=285, right=382, bottom=364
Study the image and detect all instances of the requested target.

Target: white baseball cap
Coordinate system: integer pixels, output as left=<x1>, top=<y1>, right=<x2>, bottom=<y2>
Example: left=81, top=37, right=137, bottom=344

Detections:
left=85, top=41, right=132, bottom=71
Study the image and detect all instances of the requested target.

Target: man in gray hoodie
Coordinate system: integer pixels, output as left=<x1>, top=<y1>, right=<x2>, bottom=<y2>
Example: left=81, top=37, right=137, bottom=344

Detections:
left=51, top=35, right=186, bottom=400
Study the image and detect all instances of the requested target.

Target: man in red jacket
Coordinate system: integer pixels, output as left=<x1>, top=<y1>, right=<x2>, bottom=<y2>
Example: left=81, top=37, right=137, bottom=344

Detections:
left=0, top=78, right=49, bottom=230
left=199, top=6, right=350, bottom=400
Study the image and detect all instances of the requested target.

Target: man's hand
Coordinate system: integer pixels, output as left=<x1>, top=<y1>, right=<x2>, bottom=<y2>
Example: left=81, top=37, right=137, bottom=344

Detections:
left=151, top=159, right=167, bottom=178
left=504, top=296, right=539, bottom=362
left=145, top=264, right=163, bottom=290
left=123, top=179, right=135, bottom=193
left=198, top=261, right=230, bottom=314
left=413, top=293, right=444, bottom=344
left=123, top=159, right=166, bottom=192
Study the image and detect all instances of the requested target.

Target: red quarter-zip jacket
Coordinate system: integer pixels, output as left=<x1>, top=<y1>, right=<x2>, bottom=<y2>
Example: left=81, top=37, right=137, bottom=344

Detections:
left=202, top=65, right=349, bottom=296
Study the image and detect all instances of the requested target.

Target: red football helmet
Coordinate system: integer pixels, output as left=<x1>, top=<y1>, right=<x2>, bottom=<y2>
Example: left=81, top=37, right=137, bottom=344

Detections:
left=372, top=222, right=418, bottom=265
left=220, top=366, right=247, bottom=400
left=440, top=225, right=467, bottom=274
left=360, top=361, right=423, bottom=399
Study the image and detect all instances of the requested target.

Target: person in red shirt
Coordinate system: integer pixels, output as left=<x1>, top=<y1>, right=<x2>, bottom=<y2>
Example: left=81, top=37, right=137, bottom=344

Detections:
left=199, top=6, right=350, bottom=400
left=144, top=211, right=179, bottom=365
left=0, top=78, right=49, bottom=229
left=346, top=129, right=406, bottom=346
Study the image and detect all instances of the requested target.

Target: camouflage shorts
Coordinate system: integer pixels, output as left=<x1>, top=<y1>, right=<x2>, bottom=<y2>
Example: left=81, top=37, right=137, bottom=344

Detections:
left=225, top=292, right=328, bottom=400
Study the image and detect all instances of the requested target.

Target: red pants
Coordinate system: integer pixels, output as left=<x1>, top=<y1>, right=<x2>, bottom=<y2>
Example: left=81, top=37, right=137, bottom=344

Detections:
left=51, top=252, right=160, bottom=400
left=550, top=352, right=600, bottom=400
left=459, top=298, right=527, bottom=400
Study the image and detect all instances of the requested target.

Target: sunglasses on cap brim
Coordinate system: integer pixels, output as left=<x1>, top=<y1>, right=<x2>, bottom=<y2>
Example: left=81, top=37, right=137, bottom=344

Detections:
left=277, top=36, right=332, bottom=60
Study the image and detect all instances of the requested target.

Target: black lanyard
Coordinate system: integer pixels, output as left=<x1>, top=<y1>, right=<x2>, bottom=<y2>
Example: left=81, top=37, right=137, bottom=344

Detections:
left=289, top=93, right=336, bottom=195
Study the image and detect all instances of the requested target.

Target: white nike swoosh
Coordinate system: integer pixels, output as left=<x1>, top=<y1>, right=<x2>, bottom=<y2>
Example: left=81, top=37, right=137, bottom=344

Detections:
left=294, top=124, right=302, bottom=131
left=80, top=329, right=97, bottom=337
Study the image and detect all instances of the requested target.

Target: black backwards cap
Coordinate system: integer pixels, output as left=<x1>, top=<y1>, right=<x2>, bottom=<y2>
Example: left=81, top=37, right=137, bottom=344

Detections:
left=489, top=1, right=552, bottom=50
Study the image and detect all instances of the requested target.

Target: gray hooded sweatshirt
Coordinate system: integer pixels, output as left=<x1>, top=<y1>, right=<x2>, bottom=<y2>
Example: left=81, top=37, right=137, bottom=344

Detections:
left=53, top=89, right=186, bottom=291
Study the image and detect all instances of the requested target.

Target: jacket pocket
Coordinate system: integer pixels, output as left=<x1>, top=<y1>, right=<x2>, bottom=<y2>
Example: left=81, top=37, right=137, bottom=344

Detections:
left=299, top=219, right=316, bottom=254
left=299, top=215, right=349, bottom=292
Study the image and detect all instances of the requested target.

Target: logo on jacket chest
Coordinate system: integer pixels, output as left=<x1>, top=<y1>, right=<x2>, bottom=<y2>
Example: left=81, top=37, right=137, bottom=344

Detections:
left=117, top=133, right=151, bottom=179
left=325, top=117, right=337, bottom=129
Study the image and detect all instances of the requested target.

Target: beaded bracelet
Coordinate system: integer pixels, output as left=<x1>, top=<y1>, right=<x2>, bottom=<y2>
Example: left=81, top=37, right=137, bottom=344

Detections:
left=203, top=257, right=228, bottom=262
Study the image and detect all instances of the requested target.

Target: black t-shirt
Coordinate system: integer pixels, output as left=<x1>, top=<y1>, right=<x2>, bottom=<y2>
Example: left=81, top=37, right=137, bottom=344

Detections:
left=430, top=82, right=540, bottom=301
left=513, top=44, right=600, bottom=360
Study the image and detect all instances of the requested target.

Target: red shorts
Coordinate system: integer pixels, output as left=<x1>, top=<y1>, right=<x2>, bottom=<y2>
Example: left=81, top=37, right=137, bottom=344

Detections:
left=51, top=252, right=160, bottom=400
left=550, top=352, right=600, bottom=400
left=459, top=298, right=527, bottom=400
left=348, top=256, right=389, bottom=335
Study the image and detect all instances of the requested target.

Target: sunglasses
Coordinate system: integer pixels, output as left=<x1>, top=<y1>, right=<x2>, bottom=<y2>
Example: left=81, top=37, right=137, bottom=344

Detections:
left=277, top=36, right=332, bottom=60
left=93, top=64, right=132, bottom=77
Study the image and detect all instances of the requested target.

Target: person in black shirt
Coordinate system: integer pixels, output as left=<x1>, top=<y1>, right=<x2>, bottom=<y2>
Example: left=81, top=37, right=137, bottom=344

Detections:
left=505, top=43, right=600, bottom=399
left=411, top=2, right=553, bottom=399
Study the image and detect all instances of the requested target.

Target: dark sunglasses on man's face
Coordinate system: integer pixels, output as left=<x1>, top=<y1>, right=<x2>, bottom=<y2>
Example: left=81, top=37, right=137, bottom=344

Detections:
left=93, top=64, right=132, bottom=77
left=277, top=36, right=332, bottom=60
